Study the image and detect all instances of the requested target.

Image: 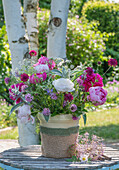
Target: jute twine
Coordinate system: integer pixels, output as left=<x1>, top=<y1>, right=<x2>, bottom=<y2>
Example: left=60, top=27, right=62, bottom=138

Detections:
left=40, top=126, right=79, bottom=158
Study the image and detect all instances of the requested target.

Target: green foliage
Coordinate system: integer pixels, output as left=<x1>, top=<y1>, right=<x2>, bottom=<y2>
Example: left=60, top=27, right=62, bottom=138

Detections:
left=0, top=99, right=17, bottom=129
left=0, top=1, right=4, bottom=27
left=82, top=0, right=119, bottom=61
left=70, top=0, right=88, bottom=17
left=0, top=25, right=13, bottom=103
left=66, top=17, right=109, bottom=66
left=37, top=9, right=49, bottom=56
left=39, top=0, right=51, bottom=9
left=105, top=80, right=119, bottom=106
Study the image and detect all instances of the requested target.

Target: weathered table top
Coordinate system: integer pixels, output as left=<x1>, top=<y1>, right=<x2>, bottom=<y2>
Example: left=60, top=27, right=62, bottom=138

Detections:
left=0, top=145, right=119, bottom=170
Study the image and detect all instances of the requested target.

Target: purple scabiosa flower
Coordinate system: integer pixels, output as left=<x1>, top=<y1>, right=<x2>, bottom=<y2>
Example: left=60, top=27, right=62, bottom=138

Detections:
left=72, top=115, right=78, bottom=120
left=4, top=77, right=10, bottom=84
left=43, top=108, right=50, bottom=116
left=108, top=58, right=118, bottom=67
left=50, top=93, right=57, bottom=100
left=70, top=104, right=77, bottom=112
left=25, top=93, right=33, bottom=102
left=63, top=101, right=67, bottom=107
left=77, top=78, right=83, bottom=86
left=97, top=61, right=102, bottom=65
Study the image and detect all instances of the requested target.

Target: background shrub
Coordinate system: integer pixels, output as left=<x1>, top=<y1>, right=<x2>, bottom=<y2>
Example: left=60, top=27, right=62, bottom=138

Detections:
left=0, top=25, right=13, bottom=104
left=82, top=0, right=119, bottom=63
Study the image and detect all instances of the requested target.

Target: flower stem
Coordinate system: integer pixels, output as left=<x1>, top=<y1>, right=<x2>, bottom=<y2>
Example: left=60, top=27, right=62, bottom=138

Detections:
left=102, top=66, right=111, bottom=77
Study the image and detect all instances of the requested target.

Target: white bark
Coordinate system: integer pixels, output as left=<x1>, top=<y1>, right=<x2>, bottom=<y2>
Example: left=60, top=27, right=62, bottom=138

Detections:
left=2, top=0, right=29, bottom=71
left=47, top=0, right=70, bottom=59
left=24, top=0, right=39, bottom=62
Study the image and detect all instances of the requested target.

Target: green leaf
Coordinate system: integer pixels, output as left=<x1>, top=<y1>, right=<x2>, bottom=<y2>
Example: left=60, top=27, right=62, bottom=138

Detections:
left=10, top=102, right=23, bottom=116
left=51, top=69, right=63, bottom=77
left=66, top=158, right=73, bottom=162
left=43, top=115, right=50, bottom=122
left=83, top=114, right=87, bottom=125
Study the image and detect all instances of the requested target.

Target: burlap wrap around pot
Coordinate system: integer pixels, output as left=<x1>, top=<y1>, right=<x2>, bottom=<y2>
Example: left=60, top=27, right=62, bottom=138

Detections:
left=38, top=114, right=80, bottom=158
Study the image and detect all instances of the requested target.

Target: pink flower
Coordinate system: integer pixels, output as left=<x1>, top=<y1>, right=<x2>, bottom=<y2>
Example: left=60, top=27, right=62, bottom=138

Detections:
left=9, top=83, right=25, bottom=104
left=34, top=56, right=55, bottom=70
left=70, top=104, right=77, bottom=112
left=29, top=50, right=37, bottom=56
left=89, top=86, right=107, bottom=106
left=64, top=93, right=73, bottom=102
left=50, top=93, right=57, bottom=100
left=86, top=67, right=94, bottom=75
left=77, top=78, right=83, bottom=86
left=72, top=115, right=78, bottom=120
left=29, top=72, right=47, bottom=84
left=4, top=77, right=10, bottom=84
left=25, top=94, right=33, bottom=102
left=21, top=85, right=28, bottom=92
left=42, top=108, right=51, bottom=116
left=20, top=73, right=29, bottom=82
left=18, top=105, right=34, bottom=124
left=82, top=73, right=103, bottom=92
left=108, top=58, right=117, bottom=67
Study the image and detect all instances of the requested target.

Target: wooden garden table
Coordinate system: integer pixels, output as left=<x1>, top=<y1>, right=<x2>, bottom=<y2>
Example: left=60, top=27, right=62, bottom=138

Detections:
left=0, top=145, right=119, bottom=170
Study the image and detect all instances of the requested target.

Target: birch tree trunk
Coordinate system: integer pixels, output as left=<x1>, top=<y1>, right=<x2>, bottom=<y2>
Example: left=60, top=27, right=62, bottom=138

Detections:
left=47, top=0, right=70, bottom=59
left=2, top=0, right=29, bottom=71
left=24, top=0, right=39, bottom=63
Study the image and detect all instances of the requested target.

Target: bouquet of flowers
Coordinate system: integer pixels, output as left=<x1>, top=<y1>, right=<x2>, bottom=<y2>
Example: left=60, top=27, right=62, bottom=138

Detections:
left=4, top=50, right=118, bottom=124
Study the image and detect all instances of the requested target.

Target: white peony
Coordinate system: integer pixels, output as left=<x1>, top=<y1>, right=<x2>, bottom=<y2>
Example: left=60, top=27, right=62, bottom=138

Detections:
left=34, top=64, right=49, bottom=73
left=52, top=78, right=74, bottom=92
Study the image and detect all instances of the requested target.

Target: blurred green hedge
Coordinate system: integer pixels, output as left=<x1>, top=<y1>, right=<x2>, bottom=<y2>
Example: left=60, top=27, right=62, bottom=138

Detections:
left=82, top=0, right=119, bottom=63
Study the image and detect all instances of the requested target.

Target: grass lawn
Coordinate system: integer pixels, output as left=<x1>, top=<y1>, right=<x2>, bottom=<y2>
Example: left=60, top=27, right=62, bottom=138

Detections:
left=79, top=107, right=119, bottom=141
left=0, top=107, right=119, bottom=141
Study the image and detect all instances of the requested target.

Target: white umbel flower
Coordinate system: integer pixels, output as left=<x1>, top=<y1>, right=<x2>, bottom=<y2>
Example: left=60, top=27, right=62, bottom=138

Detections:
left=34, top=64, right=49, bottom=73
left=52, top=78, right=74, bottom=92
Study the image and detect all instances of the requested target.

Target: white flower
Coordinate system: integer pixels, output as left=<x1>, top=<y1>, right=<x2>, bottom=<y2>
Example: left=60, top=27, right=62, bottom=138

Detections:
left=18, top=105, right=33, bottom=124
left=34, top=64, right=49, bottom=73
left=52, top=78, right=74, bottom=92
left=80, top=154, right=88, bottom=163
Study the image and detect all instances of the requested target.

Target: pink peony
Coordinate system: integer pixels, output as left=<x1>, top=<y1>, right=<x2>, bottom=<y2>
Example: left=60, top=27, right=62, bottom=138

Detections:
left=9, top=83, right=25, bottom=104
left=88, top=86, right=107, bottom=106
left=20, top=73, right=29, bottom=82
left=29, top=72, right=47, bottom=84
left=108, top=58, right=117, bottom=67
left=29, top=50, right=37, bottom=56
